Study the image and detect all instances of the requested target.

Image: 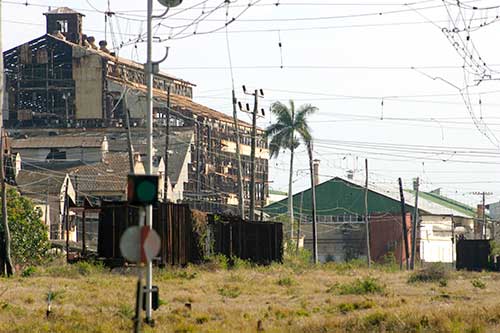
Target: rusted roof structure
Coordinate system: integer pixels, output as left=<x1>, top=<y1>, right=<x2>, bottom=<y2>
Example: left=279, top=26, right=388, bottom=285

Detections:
left=11, top=136, right=104, bottom=149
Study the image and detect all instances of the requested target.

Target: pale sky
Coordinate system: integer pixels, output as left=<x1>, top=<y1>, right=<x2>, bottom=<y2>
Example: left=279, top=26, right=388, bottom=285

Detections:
left=3, top=0, right=500, bottom=207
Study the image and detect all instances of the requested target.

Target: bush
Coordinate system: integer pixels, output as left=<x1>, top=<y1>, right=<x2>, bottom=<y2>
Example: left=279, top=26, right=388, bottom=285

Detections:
left=408, top=263, right=449, bottom=284
left=328, top=277, right=385, bottom=295
left=21, top=266, right=36, bottom=278
left=79, top=261, right=105, bottom=275
left=471, top=279, right=486, bottom=289
left=218, top=285, right=241, bottom=298
left=338, top=300, right=375, bottom=314
left=276, top=276, right=294, bottom=287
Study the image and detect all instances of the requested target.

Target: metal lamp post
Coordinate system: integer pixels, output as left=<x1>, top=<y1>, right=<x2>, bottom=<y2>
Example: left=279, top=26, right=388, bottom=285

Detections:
left=145, top=0, right=182, bottom=324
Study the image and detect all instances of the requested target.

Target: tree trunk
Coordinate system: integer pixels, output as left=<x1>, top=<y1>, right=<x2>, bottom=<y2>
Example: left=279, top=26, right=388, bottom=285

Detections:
left=288, top=144, right=294, bottom=240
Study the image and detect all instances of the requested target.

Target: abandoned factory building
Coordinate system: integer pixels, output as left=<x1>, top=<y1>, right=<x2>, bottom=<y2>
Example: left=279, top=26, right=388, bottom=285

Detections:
left=3, top=7, right=269, bottom=212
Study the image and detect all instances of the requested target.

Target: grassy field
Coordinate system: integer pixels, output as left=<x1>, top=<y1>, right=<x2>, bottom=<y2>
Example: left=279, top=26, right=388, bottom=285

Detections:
left=1, top=258, right=499, bottom=333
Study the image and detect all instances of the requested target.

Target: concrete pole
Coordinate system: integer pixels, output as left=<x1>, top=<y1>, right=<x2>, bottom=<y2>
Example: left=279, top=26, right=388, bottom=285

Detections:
left=145, top=0, right=154, bottom=323
left=249, top=91, right=258, bottom=221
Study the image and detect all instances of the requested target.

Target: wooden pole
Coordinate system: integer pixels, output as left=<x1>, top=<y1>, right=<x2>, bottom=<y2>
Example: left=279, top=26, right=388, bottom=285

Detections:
left=482, top=192, right=486, bottom=239
left=82, top=206, right=86, bottom=257
left=364, top=159, right=371, bottom=268
left=0, top=130, right=13, bottom=276
left=410, top=177, right=419, bottom=270
left=0, top=1, right=13, bottom=277
left=398, top=178, right=410, bottom=270
left=231, top=90, right=245, bottom=219
left=249, top=90, right=258, bottom=221
left=308, top=143, right=318, bottom=264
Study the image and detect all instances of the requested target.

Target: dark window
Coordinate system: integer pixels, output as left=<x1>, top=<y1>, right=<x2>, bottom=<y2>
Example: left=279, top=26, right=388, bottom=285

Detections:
left=46, top=148, right=66, bottom=160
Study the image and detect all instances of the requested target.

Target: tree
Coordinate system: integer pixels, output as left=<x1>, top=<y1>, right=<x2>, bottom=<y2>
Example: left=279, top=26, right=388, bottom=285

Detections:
left=0, top=188, right=51, bottom=267
left=265, top=101, right=317, bottom=240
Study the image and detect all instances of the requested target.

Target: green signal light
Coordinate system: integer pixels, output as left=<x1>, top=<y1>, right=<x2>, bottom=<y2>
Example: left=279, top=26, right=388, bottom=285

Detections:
left=137, top=181, right=156, bottom=202
left=127, top=175, right=159, bottom=205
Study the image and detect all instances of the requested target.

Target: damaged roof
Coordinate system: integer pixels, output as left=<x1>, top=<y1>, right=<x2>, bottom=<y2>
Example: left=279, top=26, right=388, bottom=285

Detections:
left=108, top=77, right=256, bottom=129
left=11, top=136, right=105, bottom=149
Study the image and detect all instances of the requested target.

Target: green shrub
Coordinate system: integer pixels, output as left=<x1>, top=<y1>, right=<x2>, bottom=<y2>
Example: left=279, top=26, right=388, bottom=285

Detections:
left=338, top=300, right=375, bottom=314
left=218, top=285, right=241, bottom=298
left=408, top=263, right=449, bottom=284
left=276, top=276, right=294, bottom=287
left=75, top=260, right=104, bottom=276
left=21, top=266, right=36, bottom=277
left=471, top=279, right=486, bottom=289
left=328, top=277, right=384, bottom=295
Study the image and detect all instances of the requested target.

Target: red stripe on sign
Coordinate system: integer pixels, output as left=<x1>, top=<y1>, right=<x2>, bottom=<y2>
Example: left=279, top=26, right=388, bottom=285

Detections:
left=140, top=226, right=150, bottom=263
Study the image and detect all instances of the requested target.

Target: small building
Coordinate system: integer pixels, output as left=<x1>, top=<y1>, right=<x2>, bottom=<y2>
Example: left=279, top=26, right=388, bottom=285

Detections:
left=15, top=169, right=76, bottom=240
left=265, top=176, right=476, bottom=265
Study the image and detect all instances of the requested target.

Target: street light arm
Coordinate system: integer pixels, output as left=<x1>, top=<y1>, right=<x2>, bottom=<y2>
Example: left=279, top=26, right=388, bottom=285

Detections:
left=152, top=47, right=170, bottom=66
left=152, top=7, right=170, bottom=19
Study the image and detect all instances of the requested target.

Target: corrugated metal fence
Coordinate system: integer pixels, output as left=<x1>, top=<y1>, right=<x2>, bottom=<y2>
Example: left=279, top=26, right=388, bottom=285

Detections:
left=209, top=215, right=283, bottom=264
left=98, top=202, right=200, bottom=266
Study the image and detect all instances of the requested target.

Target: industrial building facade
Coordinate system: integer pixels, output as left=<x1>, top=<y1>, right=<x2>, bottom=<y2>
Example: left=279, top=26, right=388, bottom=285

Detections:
left=3, top=7, right=268, bottom=213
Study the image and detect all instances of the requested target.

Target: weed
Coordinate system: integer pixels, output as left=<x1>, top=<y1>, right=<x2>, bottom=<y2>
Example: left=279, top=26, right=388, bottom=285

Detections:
left=328, top=277, right=385, bottom=295
left=276, top=276, right=294, bottom=287
left=364, top=311, right=388, bottom=327
left=218, top=285, right=241, bottom=298
left=471, top=279, right=486, bottom=289
left=338, top=300, right=375, bottom=314
left=75, top=261, right=104, bottom=276
left=21, top=266, right=36, bottom=277
left=295, top=309, right=310, bottom=317
left=160, top=270, right=197, bottom=281
left=116, top=304, right=134, bottom=319
left=195, top=315, right=209, bottom=324
left=408, top=263, right=449, bottom=284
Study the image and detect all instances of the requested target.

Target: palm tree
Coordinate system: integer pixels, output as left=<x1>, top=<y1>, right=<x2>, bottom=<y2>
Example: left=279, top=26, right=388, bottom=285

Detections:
left=265, top=100, right=317, bottom=240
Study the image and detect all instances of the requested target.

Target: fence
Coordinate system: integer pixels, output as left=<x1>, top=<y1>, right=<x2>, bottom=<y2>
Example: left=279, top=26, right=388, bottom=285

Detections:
left=456, top=239, right=490, bottom=271
left=98, top=202, right=200, bottom=266
left=209, top=215, right=283, bottom=264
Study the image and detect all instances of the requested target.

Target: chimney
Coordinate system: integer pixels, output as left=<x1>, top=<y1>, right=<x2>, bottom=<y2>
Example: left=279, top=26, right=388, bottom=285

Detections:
left=313, top=159, right=320, bottom=186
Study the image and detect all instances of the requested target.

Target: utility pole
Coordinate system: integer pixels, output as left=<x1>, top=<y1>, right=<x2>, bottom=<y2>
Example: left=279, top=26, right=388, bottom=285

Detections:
left=364, top=159, right=371, bottom=268
left=410, top=177, right=419, bottom=270
left=471, top=191, right=493, bottom=239
left=0, top=0, right=14, bottom=276
left=164, top=85, right=171, bottom=202
left=296, top=191, right=304, bottom=254
left=144, top=0, right=180, bottom=324
left=63, top=177, right=70, bottom=263
left=241, top=86, right=264, bottom=221
left=307, top=142, right=318, bottom=264
left=231, top=90, right=245, bottom=219
left=0, top=131, right=13, bottom=277
left=124, top=93, right=135, bottom=173
left=398, top=178, right=410, bottom=270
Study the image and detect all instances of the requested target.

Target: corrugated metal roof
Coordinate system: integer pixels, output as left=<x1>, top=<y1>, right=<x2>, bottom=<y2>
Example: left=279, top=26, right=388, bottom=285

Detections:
left=265, top=176, right=472, bottom=218
left=11, top=136, right=104, bottom=149
left=340, top=177, right=472, bottom=218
